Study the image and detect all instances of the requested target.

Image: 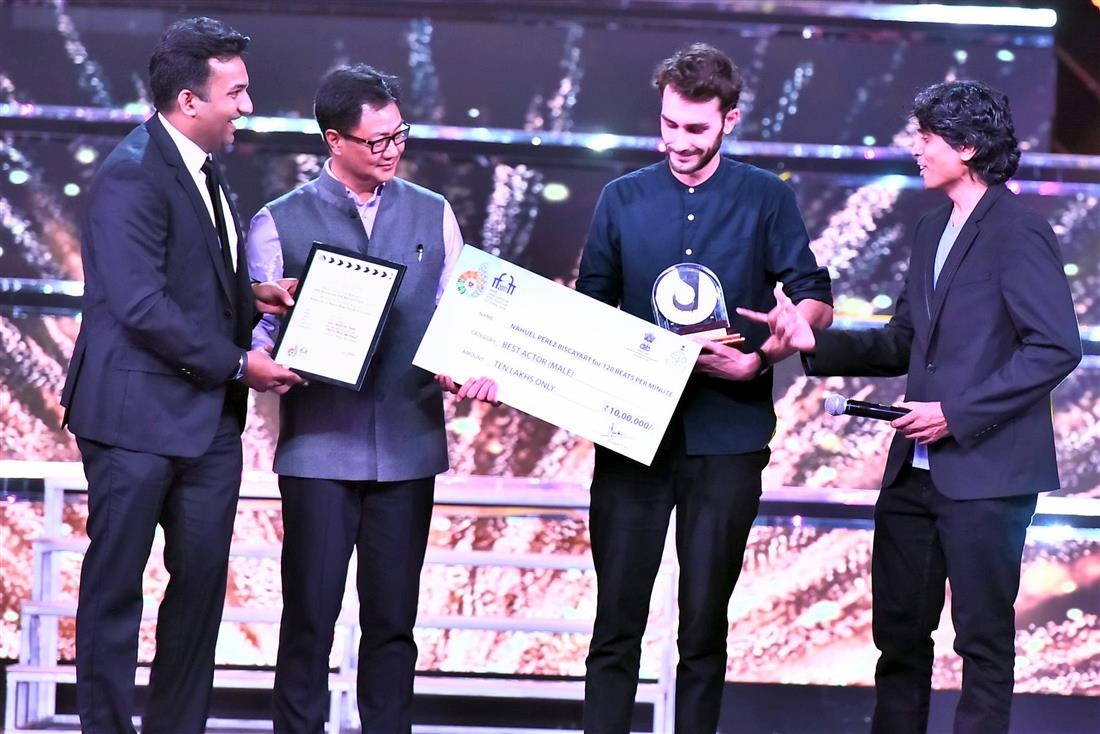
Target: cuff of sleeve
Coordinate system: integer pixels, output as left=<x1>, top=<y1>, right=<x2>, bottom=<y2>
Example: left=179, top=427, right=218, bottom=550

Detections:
left=800, top=352, right=817, bottom=375
left=232, top=352, right=248, bottom=381
left=800, top=327, right=831, bottom=375
left=784, top=267, right=834, bottom=306
left=940, top=400, right=977, bottom=449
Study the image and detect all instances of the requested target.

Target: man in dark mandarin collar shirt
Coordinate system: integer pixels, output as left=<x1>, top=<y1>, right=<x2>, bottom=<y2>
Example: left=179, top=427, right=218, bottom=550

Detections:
left=575, top=43, right=833, bottom=734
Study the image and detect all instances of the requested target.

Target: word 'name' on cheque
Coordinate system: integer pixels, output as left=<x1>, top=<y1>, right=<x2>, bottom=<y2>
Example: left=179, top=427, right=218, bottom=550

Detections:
left=509, top=322, right=673, bottom=398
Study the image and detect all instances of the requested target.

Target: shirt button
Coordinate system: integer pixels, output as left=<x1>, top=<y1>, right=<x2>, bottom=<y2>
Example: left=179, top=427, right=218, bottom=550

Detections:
left=685, top=249, right=693, bottom=256
left=688, top=187, right=695, bottom=194
left=687, top=214, right=695, bottom=221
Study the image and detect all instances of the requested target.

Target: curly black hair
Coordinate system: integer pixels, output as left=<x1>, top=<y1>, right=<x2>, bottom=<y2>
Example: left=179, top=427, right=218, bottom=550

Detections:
left=653, top=43, right=744, bottom=112
left=912, top=80, right=1020, bottom=186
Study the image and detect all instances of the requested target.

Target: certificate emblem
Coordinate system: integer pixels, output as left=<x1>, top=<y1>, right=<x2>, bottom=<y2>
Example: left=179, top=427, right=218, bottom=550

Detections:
left=651, top=263, right=744, bottom=345
left=456, top=266, right=488, bottom=297
left=491, top=272, right=518, bottom=295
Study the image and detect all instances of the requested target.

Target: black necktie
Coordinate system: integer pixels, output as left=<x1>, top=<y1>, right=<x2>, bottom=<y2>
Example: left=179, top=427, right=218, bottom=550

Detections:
left=201, top=158, right=235, bottom=275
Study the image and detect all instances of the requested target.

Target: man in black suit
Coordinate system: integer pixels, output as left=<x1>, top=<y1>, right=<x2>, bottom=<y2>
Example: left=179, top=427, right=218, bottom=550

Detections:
left=60, top=17, right=302, bottom=733
left=746, top=81, right=1081, bottom=733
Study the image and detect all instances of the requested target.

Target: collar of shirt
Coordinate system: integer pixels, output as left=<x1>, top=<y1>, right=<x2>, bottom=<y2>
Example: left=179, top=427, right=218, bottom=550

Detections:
left=322, top=159, right=385, bottom=238
left=322, top=159, right=385, bottom=211
left=158, top=112, right=210, bottom=178
left=662, top=154, right=728, bottom=192
left=157, top=112, right=239, bottom=269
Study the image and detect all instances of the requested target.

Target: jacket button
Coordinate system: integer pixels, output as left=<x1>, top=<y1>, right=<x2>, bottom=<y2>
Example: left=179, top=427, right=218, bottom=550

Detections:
left=223, top=309, right=233, bottom=319
left=926, top=362, right=936, bottom=373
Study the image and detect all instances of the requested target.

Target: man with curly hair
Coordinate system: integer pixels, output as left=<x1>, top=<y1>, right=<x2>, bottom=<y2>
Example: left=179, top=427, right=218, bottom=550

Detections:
left=747, top=80, right=1081, bottom=733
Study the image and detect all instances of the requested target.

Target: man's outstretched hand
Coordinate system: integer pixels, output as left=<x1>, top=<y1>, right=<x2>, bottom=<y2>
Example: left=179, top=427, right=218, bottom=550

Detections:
left=737, top=285, right=817, bottom=353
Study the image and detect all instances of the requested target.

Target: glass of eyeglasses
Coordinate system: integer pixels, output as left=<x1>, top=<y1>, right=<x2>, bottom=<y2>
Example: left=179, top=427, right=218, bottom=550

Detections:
left=342, top=122, right=411, bottom=153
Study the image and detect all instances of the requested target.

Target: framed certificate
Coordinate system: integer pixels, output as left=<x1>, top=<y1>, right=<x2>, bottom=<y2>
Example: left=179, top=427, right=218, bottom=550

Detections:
left=273, top=242, right=405, bottom=390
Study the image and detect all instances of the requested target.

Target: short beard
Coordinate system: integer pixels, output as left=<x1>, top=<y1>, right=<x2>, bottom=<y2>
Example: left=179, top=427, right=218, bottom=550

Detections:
left=667, top=130, right=724, bottom=176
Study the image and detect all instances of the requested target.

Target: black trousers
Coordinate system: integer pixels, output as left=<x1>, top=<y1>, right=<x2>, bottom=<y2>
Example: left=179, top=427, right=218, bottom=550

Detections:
left=870, top=465, right=1037, bottom=734
left=272, top=474, right=435, bottom=734
left=583, top=443, right=769, bottom=734
left=74, top=409, right=242, bottom=734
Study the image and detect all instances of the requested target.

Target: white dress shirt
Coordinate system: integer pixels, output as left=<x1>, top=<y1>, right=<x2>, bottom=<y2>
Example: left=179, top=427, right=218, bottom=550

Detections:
left=157, top=112, right=238, bottom=270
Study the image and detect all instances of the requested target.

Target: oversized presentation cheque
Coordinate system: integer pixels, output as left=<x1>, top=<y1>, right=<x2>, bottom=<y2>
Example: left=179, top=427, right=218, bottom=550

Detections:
left=413, top=245, right=701, bottom=465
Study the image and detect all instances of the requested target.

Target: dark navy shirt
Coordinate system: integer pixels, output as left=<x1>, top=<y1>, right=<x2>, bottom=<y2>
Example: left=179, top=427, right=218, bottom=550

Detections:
left=577, top=156, right=832, bottom=456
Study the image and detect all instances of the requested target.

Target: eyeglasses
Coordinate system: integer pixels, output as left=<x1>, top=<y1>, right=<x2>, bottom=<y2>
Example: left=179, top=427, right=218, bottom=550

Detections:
left=342, top=122, right=411, bottom=154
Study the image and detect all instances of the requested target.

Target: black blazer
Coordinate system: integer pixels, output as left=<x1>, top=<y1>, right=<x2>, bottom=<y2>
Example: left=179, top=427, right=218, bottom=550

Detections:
left=807, top=185, right=1081, bottom=500
left=61, top=115, right=253, bottom=458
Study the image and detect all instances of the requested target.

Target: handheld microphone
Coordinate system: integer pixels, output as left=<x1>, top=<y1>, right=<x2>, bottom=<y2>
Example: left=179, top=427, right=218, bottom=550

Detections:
left=823, top=394, right=909, bottom=422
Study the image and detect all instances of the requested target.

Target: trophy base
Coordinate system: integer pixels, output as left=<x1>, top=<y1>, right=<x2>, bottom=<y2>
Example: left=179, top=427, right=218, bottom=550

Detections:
left=686, top=326, right=745, bottom=346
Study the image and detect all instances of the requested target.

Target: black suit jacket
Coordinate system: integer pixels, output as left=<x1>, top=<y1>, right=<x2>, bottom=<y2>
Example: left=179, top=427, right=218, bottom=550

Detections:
left=807, top=185, right=1081, bottom=500
left=61, top=115, right=253, bottom=458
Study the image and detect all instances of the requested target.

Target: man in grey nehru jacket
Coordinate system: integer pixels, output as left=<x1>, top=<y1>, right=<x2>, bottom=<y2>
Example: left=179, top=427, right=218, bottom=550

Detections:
left=246, top=64, right=495, bottom=733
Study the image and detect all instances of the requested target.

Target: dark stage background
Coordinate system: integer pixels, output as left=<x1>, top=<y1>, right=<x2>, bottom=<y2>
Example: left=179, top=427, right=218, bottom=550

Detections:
left=1, top=1, right=1097, bottom=731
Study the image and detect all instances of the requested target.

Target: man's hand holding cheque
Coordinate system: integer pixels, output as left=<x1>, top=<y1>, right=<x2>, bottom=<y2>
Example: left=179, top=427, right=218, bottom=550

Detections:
left=435, top=374, right=500, bottom=405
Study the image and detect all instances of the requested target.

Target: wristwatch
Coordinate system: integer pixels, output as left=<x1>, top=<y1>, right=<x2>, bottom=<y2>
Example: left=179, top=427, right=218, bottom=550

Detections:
left=752, top=348, right=771, bottom=378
